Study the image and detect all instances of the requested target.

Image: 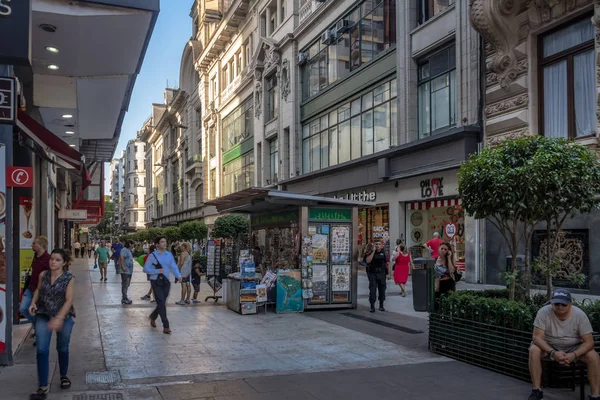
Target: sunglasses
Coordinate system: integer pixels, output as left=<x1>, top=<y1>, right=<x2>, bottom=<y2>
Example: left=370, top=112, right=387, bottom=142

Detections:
left=552, top=303, right=569, bottom=307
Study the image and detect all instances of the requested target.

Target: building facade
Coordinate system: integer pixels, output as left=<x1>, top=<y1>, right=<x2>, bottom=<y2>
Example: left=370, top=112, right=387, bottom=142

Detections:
left=109, top=156, right=124, bottom=228
left=122, top=138, right=146, bottom=231
left=469, top=0, right=600, bottom=294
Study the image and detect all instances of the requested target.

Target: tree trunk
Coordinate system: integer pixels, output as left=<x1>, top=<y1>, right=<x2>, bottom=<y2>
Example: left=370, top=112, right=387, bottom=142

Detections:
left=508, top=235, right=518, bottom=301
left=546, top=220, right=552, bottom=300
left=523, top=227, right=532, bottom=302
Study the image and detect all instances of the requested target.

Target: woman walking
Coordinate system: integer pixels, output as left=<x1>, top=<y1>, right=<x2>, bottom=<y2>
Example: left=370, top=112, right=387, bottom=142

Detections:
left=28, top=249, right=75, bottom=400
left=176, top=242, right=192, bottom=305
left=20, top=236, right=50, bottom=340
left=391, top=241, right=411, bottom=297
left=434, top=241, right=457, bottom=297
left=143, top=236, right=182, bottom=334
left=119, top=240, right=134, bottom=305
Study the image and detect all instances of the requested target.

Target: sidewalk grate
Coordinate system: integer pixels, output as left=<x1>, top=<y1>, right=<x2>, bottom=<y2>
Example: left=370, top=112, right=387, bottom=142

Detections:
left=72, top=394, right=124, bottom=400
left=85, top=371, right=121, bottom=385
left=340, top=312, right=424, bottom=334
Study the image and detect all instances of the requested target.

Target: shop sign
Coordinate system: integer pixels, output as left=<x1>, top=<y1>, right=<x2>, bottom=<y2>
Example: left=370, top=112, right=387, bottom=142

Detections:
left=251, top=210, right=298, bottom=229
left=58, top=209, right=88, bottom=220
left=6, top=166, right=32, bottom=187
left=420, top=177, right=444, bottom=199
left=0, top=0, right=11, bottom=16
left=0, top=0, right=30, bottom=65
left=0, top=78, right=16, bottom=124
left=333, top=191, right=376, bottom=202
left=309, top=208, right=352, bottom=222
left=445, top=223, right=457, bottom=239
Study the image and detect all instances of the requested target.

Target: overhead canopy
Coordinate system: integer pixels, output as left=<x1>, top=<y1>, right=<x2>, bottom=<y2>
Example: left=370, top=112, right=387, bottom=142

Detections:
left=206, top=188, right=376, bottom=214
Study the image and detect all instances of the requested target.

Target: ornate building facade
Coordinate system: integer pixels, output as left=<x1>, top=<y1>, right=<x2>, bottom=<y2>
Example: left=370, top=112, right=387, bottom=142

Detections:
left=469, top=0, right=600, bottom=293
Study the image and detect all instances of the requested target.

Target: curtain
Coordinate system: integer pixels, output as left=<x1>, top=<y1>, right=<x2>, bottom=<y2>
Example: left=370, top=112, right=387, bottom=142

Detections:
left=543, top=19, right=594, bottom=57
left=574, top=50, right=596, bottom=137
left=543, top=61, right=568, bottom=138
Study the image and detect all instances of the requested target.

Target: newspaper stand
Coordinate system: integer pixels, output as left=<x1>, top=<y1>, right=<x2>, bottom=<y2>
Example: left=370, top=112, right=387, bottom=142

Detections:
left=205, top=239, right=222, bottom=302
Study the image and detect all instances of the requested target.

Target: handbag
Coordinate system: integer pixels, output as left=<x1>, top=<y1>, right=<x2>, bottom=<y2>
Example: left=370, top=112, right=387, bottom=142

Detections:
left=453, top=270, right=463, bottom=282
left=23, top=270, right=32, bottom=290
left=152, top=253, right=169, bottom=287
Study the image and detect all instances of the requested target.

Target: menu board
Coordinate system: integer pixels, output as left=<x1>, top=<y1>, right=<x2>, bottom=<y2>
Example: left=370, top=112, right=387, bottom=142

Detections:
left=206, top=239, right=221, bottom=276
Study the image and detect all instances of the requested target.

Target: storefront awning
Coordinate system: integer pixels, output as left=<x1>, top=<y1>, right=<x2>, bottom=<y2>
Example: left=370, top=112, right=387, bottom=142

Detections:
left=17, top=110, right=91, bottom=188
left=206, top=188, right=376, bottom=214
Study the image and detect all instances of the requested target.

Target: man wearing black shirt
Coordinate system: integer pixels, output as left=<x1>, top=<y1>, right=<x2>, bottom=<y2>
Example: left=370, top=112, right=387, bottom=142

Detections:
left=364, top=241, right=390, bottom=313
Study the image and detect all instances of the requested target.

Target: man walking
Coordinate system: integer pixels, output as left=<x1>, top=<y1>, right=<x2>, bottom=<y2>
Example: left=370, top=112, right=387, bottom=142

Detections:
left=363, top=241, right=390, bottom=313
left=111, top=238, right=123, bottom=274
left=73, top=240, right=81, bottom=258
left=528, top=289, right=600, bottom=400
left=425, top=232, right=444, bottom=259
left=95, top=240, right=110, bottom=281
left=119, top=240, right=134, bottom=305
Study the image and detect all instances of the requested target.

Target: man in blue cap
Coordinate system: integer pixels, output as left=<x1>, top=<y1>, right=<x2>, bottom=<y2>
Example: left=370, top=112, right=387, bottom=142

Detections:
left=528, top=288, right=600, bottom=400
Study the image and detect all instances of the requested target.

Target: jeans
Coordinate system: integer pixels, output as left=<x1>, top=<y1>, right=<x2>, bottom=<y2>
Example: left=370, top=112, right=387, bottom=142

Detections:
left=367, top=271, right=387, bottom=305
left=121, top=273, right=132, bottom=301
left=36, top=315, right=75, bottom=387
left=19, top=289, right=35, bottom=326
left=150, top=280, right=170, bottom=328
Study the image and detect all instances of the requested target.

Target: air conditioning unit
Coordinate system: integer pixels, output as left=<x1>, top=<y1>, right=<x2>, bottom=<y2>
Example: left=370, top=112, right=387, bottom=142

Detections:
left=315, top=0, right=326, bottom=3
left=336, top=19, right=350, bottom=34
left=321, top=29, right=335, bottom=45
left=297, top=51, right=308, bottom=65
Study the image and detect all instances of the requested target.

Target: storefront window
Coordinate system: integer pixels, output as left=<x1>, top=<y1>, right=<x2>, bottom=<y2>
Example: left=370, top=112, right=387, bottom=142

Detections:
left=405, top=199, right=465, bottom=269
left=302, top=79, right=397, bottom=174
left=358, top=206, right=390, bottom=252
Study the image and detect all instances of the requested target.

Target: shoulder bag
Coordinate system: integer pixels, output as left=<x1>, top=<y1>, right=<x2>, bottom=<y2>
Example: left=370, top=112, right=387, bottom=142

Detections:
left=151, top=253, right=169, bottom=287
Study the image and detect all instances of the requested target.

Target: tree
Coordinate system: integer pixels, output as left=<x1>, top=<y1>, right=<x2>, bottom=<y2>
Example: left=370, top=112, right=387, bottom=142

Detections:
left=212, top=214, right=248, bottom=239
left=146, top=227, right=164, bottom=243
left=164, top=226, right=181, bottom=243
left=96, top=196, right=116, bottom=237
left=179, top=221, right=208, bottom=242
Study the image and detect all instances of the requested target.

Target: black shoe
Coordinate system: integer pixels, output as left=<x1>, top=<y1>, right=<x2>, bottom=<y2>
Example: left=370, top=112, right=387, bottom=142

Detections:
left=528, top=389, right=543, bottom=400
left=379, top=306, right=385, bottom=311
left=370, top=305, right=375, bottom=313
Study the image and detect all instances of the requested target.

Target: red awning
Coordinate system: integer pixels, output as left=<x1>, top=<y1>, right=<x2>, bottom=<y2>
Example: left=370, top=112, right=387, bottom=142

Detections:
left=16, top=110, right=92, bottom=189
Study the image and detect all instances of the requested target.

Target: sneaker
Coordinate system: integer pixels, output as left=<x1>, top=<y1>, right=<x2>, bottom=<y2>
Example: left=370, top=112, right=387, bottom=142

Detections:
left=528, top=389, right=543, bottom=400
left=121, top=299, right=132, bottom=305
left=175, top=301, right=186, bottom=305
left=140, top=295, right=151, bottom=300
left=185, top=300, right=191, bottom=304
left=150, top=299, right=156, bottom=303
left=370, top=304, right=375, bottom=313
left=192, top=299, right=201, bottom=303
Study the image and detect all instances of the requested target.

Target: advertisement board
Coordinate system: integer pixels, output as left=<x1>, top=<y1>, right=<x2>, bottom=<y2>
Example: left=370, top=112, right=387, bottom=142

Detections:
left=19, top=197, right=33, bottom=294
left=0, top=144, right=6, bottom=353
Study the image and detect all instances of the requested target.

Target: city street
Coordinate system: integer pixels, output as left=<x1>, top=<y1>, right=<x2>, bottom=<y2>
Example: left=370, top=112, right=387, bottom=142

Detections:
left=0, top=258, right=582, bottom=399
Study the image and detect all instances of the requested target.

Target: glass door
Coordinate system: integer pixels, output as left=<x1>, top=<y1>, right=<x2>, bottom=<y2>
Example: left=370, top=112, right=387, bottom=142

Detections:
left=306, top=224, right=330, bottom=304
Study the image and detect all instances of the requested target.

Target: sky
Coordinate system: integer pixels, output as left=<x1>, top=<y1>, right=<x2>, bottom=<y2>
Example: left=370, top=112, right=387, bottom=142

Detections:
left=104, top=0, right=193, bottom=193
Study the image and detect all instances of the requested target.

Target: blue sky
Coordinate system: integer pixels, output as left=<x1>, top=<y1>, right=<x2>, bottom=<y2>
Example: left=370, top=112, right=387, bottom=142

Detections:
left=104, top=0, right=193, bottom=193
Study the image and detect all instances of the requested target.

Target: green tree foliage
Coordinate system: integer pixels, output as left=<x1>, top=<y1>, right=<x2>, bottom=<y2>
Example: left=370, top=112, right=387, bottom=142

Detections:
left=96, top=197, right=116, bottom=237
left=164, top=226, right=181, bottom=243
left=146, top=227, right=164, bottom=243
left=212, top=214, right=248, bottom=239
left=179, top=221, right=208, bottom=242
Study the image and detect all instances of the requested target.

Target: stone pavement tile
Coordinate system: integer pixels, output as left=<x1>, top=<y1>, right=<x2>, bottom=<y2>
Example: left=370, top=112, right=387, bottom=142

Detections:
left=157, top=379, right=257, bottom=400
left=213, top=390, right=318, bottom=400
left=47, top=387, right=164, bottom=400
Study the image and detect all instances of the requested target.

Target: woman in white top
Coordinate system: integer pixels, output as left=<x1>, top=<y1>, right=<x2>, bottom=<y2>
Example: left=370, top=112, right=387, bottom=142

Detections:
left=176, top=242, right=193, bottom=305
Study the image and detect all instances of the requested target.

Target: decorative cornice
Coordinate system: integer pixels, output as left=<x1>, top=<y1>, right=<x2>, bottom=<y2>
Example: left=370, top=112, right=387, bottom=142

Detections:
left=485, top=93, right=529, bottom=117
left=487, top=58, right=528, bottom=86
left=487, top=127, right=532, bottom=145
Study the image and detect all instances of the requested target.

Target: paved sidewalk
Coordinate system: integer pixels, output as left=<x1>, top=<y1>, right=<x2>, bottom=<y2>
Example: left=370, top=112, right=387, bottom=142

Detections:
left=0, top=257, right=587, bottom=399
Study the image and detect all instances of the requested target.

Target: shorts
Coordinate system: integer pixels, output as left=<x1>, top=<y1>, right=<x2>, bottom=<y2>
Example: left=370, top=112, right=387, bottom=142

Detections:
left=192, top=281, right=200, bottom=293
left=182, top=276, right=190, bottom=283
left=530, top=342, right=581, bottom=361
left=99, top=262, right=107, bottom=269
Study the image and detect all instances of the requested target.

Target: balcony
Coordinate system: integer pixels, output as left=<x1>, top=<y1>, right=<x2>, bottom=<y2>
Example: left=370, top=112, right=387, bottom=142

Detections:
left=299, top=0, right=325, bottom=24
left=185, top=154, right=203, bottom=175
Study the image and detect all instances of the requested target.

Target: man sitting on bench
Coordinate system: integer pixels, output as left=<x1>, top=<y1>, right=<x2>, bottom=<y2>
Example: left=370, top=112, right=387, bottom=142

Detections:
left=528, top=288, right=600, bottom=400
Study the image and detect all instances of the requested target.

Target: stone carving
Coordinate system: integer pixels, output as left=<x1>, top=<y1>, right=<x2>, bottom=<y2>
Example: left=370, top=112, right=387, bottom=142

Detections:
left=487, top=58, right=528, bottom=86
left=469, top=0, right=522, bottom=88
left=263, top=43, right=281, bottom=72
left=279, top=59, right=291, bottom=101
left=254, top=80, right=262, bottom=118
left=487, top=127, right=532, bottom=145
left=485, top=93, right=529, bottom=117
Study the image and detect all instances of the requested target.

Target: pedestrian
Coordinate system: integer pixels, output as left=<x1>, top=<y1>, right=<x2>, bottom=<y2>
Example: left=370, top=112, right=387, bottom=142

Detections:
left=20, top=236, right=50, bottom=342
left=140, top=245, right=156, bottom=302
left=170, top=242, right=178, bottom=259
left=143, top=236, right=182, bottom=334
left=434, top=241, right=456, bottom=296
left=193, top=240, right=200, bottom=252
left=391, top=241, right=412, bottom=297
left=119, top=240, right=134, bottom=305
left=143, top=241, right=149, bottom=254
left=95, top=240, right=110, bottom=281
left=363, top=241, right=390, bottom=313
left=251, top=246, right=264, bottom=275
left=111, top=238, right=123, bottom=274
left=191, top=259, right=202, bottom=304
left=425, top=232, right=444, bottom=259
left=87, top=242, right=93, bottom=258
left=28, top=248, right=75, bottom=400
left=176, top=242, right=192, bottom=305
left=73, top=241, right=80, bottom=258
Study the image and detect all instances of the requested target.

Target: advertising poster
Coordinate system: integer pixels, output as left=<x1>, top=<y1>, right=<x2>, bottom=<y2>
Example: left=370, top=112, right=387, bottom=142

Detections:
left=310, top=264, right=328, bottom=303
left=0, top=144, right=5, bottom=353
left=276, top=269, right=303, bottom=313
left=331, top=225, right=350, bottom=263
left=332, top=265, right=350, bottom=291
left=19, top=197, right=34, bottom=293
left=311, top=234, right=328, bottom=263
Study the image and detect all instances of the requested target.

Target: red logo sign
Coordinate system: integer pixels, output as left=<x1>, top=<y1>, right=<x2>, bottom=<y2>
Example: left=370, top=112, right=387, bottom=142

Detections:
left=7, top=167, right=33, bottom=187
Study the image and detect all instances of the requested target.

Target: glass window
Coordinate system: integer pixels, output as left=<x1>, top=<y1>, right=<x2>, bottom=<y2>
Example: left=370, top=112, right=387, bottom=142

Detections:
left=222, top=97, right=254, bottom=153
left=329, top=127, right=338, bottom=166
left=338, top=120, right=351, bottom=163
left=418, top=45, right=456, bottom=138
left=266, top=74, right=279, bottom=121
left=374, top=103, right=390, bottom=152
left=541, top=17, right=595, bottom=139
left=362, top=110, right=374, bottom=156
left=222, top=151, right=254, bottom=196
left=418, top=0, right=455, bottom=25
left=269, top=138, right=279, bottom=183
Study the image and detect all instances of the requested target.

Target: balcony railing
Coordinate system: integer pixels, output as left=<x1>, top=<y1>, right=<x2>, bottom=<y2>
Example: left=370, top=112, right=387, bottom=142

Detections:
left=299, top=0, right=325, bottom=24
left=186, top=154, right=202, bottom=168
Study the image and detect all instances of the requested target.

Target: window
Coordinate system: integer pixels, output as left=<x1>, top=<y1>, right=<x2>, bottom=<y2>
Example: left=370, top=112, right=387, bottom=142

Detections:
left=196, top=184, right=203, bottom=205
left=134, top=212, right=138, bottom=223
left=269, top=138, right=279, bottom=184
left=266, top=74, right=279, bottom=121
left=418, top=0, right=455, bottom=24
left=134, top=160, right=138, bottom=171
left=301, top=0, right=396, bottom=100
left=418, top=45, right=456, bottom=138
left=134, top=177, right=139, bottom=187
left=281, top=0, right=286, bottom=22
left=134, top=145, right=138, bottom=153
left=222, top=97, right=254, bottom=153
left=223, top=65, right=228, bottom=87
left=209, top=127, right=216, bottom=158
left=195, top=108, right=201, bottom=128
left=540, top=18, right=595, bottom=139
left=222, top=151, right=254, bottom=196
left=237, top=51, right=243, bottom=74
left=210, top=169, right=216, bottom=199
left=302, top=79, right=397, bottom=173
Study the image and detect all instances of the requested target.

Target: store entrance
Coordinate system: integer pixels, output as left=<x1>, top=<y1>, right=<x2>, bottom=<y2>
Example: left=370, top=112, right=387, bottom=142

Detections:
left=405, top=199, right=465, bottom=271
left=358, top=205, right=390, bottom=252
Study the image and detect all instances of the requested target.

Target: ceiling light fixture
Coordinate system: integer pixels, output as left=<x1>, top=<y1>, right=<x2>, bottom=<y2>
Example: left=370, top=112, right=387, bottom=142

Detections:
left=69, top=144, right=76, bottom=147
left=62, top=114, right=73, bottom=118
left=65, top=131, right=75, bottom=134
left=47, top=64, right=59, bottom=70
left=45, top=46, right=59, bottom=53
left=39, top=24, right=57, bottom=33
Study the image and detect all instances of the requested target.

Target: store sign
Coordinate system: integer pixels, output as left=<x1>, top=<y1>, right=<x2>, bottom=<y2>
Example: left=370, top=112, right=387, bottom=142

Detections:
left=0, top=0, right=30, bottom=65
left=309, top=208, right=352, bottom=222
left=6, top=166, right=32, bottom=187
left=58, top=209, right=88, bottom=220
left=334, top=191, right=376, bottom=202
left=420, top=177, right=444, bottom=199
left=0, top=78, right=16, bottom=124
left=445, top=223, right=457, bottom=239
left=251, top=210, right=298, bottom=228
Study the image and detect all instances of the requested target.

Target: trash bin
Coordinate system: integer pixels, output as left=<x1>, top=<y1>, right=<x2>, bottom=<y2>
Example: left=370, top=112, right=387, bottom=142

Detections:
left=412, top=257, right=435, bottom=312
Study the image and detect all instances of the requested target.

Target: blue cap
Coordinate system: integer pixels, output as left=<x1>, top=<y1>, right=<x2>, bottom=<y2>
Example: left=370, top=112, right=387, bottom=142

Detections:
left=551, top=289, right=572, bottom=305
